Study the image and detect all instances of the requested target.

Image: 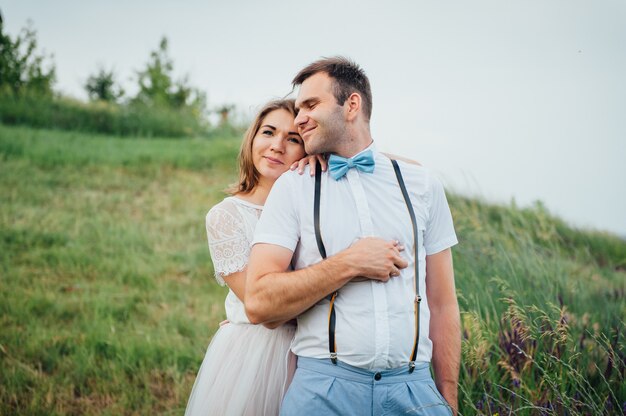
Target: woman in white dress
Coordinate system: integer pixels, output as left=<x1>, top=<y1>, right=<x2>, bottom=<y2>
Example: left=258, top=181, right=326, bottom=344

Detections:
left=185, top=99, right=317, bottom=416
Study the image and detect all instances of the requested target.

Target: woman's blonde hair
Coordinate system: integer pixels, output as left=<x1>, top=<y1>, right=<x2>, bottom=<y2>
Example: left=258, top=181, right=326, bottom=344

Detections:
left=227, top=99, right=298, bottom=195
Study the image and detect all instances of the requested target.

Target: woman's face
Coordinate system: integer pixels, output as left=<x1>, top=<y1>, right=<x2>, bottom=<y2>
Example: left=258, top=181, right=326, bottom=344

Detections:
left=252, top=109, right=305, bottom=183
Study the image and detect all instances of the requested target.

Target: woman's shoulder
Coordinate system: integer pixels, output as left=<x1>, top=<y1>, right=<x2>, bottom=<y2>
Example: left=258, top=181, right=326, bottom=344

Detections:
left=207, top=196, right=237, bottom=214
left=206, top=197, right=241, bottom=225
left=206, top=196, right=264, bottom=228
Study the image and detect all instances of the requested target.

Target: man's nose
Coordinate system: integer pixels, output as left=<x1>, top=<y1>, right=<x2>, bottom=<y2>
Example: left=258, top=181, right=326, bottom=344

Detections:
left=294, top=111, right=307, bottom=129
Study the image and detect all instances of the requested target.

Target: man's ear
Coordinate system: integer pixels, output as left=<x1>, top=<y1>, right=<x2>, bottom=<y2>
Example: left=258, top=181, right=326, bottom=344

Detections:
left=345, top=93, right=362, bottom=121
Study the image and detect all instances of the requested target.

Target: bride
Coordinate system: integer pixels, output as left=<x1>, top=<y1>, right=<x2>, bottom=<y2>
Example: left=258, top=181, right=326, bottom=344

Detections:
left=185, top=99, right=314, bottom=416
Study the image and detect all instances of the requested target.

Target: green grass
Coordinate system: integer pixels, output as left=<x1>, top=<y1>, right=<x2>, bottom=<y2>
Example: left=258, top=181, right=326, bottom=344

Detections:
left=1, top=123, right=624, bottom=415
left=450, top=196, right=625, bottom=414
left=0, top=124, right=237, bottom=415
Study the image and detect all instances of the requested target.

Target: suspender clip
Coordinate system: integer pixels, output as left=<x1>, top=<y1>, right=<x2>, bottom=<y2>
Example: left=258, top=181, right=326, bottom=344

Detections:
left=330, top=352, right=338, bottom=365
left=408, top=361, right=416, bottom=373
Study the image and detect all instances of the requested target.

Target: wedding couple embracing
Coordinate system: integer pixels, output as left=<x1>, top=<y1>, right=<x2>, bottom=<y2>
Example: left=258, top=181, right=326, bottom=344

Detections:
left=185, top=57, right=460, bottom=416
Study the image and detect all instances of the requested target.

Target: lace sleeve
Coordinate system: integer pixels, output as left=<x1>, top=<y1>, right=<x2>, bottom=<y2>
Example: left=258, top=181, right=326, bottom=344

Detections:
left=205, top=204, right=250, bottom=285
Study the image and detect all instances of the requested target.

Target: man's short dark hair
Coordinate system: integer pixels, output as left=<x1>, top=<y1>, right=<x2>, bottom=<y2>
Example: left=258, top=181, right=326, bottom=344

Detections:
left=292, top=56, right=372, bottom=121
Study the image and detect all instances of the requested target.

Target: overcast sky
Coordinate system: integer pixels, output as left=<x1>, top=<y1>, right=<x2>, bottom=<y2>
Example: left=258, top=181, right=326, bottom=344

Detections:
left=3, top=0, right=625, bottom=236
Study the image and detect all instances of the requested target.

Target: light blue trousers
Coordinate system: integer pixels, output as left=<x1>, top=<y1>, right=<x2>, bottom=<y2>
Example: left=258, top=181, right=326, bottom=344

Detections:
left=280, top=357, right=452, bottom=415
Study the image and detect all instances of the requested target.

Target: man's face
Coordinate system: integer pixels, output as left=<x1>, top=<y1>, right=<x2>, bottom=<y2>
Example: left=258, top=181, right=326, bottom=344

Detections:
left=294, top=72, right=347, bottom=155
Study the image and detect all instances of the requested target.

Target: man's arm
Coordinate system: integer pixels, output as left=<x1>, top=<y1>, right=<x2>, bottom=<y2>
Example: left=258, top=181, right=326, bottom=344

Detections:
left=245, top=237, right=408, bottom=324
left=426, top=248, right=460, bottom=415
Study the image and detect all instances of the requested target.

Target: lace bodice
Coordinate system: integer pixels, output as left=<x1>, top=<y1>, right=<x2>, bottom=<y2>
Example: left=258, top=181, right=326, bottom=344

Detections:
left=205, top=197, right=263, bottom=323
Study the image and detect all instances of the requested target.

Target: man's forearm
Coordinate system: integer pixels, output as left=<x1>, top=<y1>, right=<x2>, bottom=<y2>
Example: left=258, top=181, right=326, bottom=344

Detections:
left=245, top=251, right=356, bottom=324
left=430, top=303, right=461, bottom=415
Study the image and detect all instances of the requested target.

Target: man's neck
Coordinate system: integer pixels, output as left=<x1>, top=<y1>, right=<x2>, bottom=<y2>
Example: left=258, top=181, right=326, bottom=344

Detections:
left=333, top=126, right=374, bottom=158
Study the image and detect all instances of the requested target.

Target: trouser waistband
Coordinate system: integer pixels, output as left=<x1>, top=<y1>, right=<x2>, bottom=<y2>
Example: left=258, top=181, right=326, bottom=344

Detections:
left=296, top=357, right=431, bottom=384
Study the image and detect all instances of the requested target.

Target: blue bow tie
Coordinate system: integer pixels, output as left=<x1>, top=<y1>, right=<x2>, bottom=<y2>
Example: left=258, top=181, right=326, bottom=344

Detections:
left=328, top=150, right=375, bottom=180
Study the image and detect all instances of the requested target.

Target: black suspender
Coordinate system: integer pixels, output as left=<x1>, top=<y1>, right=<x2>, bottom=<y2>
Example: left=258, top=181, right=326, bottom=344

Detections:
left=391, top=159, right=422, bottom=372
left=314, top=163, right=327, bottom=259
left=314, top=163, right=338, bottom=363
left=313, top=159, right=421, bottom=372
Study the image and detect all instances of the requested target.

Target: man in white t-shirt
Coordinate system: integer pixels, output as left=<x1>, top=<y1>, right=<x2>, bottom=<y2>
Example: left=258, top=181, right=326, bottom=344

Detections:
left=246, top=57, right=460, bottom=415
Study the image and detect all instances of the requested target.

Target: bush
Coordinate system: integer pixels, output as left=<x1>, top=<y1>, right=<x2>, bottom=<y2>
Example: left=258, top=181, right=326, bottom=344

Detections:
left=0, top=93, right=209, bottom=137
left=84, top=66, right=124, bottom=103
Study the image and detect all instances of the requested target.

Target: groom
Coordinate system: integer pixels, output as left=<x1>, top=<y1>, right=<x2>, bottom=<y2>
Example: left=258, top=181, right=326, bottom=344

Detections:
left=246, top=57, right=460, bottom=415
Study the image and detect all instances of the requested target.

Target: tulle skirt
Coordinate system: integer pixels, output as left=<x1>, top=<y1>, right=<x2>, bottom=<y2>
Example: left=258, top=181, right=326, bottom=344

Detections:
left=185, top=322, right=296, bottom=416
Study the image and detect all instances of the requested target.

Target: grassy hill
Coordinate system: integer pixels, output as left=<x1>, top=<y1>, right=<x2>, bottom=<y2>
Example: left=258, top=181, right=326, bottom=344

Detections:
left=1, top=124, right=624, bottom=415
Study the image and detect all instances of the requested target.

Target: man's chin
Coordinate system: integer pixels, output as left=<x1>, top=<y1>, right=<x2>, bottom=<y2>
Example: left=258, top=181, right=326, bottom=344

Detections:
left=303, top=142, right=317, bottom=155
left=304, top=139, right=323, bottom=155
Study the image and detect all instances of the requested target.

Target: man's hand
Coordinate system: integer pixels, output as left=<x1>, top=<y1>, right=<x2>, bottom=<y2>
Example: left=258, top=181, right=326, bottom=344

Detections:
left=341, top=237, right=408, bottom=282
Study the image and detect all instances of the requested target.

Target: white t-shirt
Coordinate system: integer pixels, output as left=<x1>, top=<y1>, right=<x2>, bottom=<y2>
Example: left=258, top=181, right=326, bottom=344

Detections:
left=253, top=144, right=458, bottom=370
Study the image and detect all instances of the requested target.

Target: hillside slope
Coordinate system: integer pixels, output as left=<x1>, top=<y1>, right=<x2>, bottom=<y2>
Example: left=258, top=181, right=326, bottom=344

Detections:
left=1, top=124, right=624, bottom=415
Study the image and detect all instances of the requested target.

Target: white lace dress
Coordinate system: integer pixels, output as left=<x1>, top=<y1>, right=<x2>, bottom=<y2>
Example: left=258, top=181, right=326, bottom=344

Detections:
left=185, top=197, right=296, bottom=416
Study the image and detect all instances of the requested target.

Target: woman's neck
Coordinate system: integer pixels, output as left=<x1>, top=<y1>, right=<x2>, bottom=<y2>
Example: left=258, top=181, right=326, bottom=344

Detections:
left=235, top=179, right=273, bottom=206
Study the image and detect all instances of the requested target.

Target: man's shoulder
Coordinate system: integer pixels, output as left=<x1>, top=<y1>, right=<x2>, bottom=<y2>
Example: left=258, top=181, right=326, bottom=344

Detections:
left=382, top=158, right=435, bottom=193
left=263, top=168, right=319, bottom=212
left=385, top=156, right=429, bottom=174
left=274, top=166, right=318, bottom=189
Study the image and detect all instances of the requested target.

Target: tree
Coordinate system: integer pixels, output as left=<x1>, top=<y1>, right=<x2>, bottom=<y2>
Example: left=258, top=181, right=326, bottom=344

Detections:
left=133, top=37, right=206, bottom=115
left=216, top=104, right=235, bottom=126
left=0, top=19, right=55, bottom=96
left=134, top=37, right=173, bottom=107
left=84, top=66, right=124, bottom=102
